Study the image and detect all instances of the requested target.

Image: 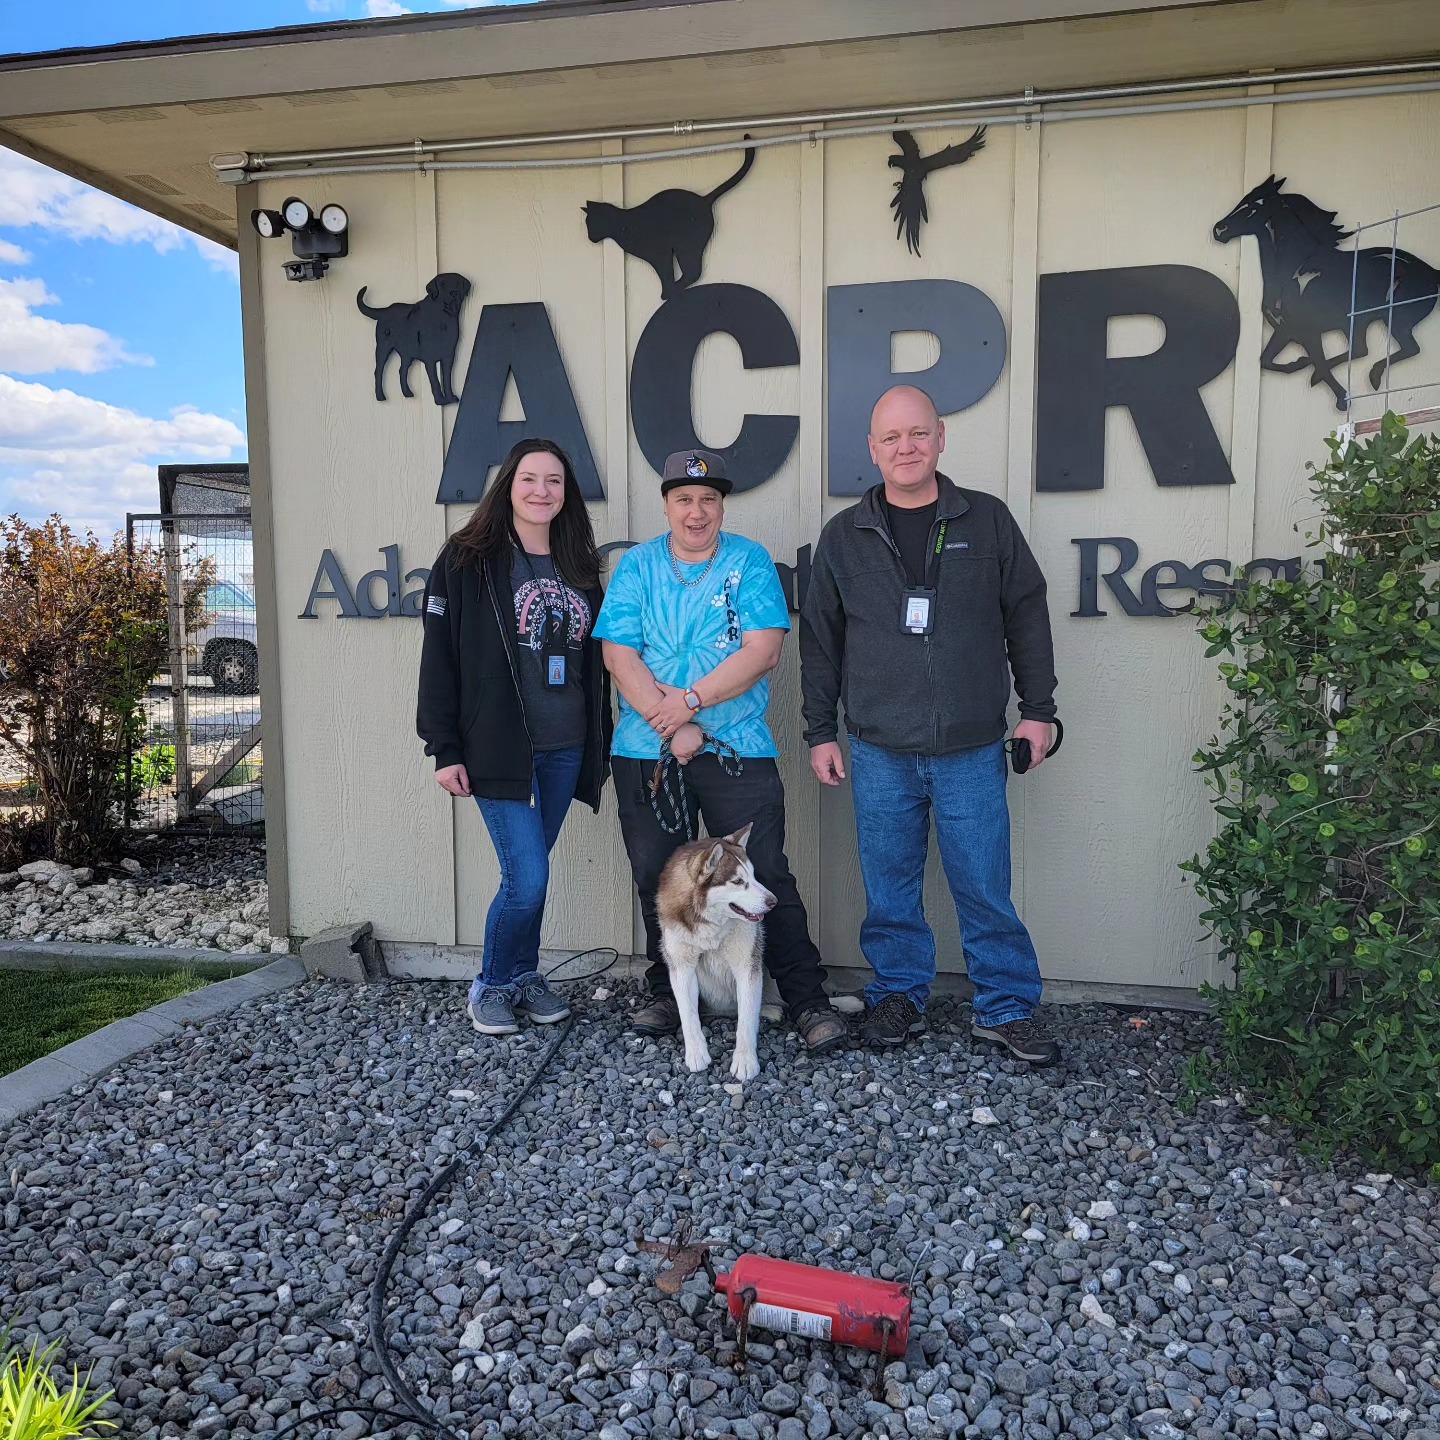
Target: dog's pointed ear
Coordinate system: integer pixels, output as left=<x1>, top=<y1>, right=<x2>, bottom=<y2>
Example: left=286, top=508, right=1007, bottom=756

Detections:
left=725, top=823, right=753, bottom=852
left=699, top=841, right=725, bottom=879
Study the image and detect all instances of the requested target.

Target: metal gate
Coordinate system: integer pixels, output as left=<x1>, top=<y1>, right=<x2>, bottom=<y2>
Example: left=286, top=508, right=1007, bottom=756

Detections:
left=125, top=464, right=262, bottom=830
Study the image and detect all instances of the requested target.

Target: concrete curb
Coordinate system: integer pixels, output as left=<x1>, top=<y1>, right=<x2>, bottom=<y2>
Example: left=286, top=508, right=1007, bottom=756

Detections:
left=0, top=939, right=278, bottom=976
left=0, top=955, right=308, bottom=1129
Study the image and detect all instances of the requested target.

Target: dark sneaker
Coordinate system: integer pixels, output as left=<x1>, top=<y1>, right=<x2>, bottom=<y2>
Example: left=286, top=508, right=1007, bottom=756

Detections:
left=795, top=1004, right=849, bottom=1055
left=861, top=994, right=925, bottom=1047
left=632, top=993, right=681, bottom=1036
left=971, top=1016, right=1061, bottom=1067
left=468, top=989, right=519, bottom=1036
left=513, top=973, right=571, bottom=1025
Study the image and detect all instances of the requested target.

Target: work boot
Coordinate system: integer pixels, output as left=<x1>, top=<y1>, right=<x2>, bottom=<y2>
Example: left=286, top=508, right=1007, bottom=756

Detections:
left=971, top=1015, right=1061, bottom=1067
left=468, top=988, right=519, bottom=1037
left=512, top=973, right=571, bottom=1025
left=795, top=1003, right=849, bottom=1054
left=861, top=994, right=925, bottom=1047
left=632, top=992, right=681, bottom=1036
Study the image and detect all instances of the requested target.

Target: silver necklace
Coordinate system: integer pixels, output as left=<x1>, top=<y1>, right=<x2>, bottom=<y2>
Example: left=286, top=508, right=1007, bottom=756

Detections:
left=666, top=533, right=721, bottom=586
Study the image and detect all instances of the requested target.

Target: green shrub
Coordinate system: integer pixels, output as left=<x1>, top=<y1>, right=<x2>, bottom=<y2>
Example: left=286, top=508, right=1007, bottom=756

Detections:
left=0, top=518, right=210, bottom=864
left=0, top=1326, right=115, bottom=1440
left=115, top=742, right=177, bottom=803
left=1182, top=415, right=1440, bottom=1172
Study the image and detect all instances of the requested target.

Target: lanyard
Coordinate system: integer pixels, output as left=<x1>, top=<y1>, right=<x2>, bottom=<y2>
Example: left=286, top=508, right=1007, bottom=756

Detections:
left=926, top=519, right=948, bottom=589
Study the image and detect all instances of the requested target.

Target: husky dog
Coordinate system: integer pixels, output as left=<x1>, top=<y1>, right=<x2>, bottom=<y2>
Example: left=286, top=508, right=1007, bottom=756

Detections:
left=655, top=824, right=775, bottom=1082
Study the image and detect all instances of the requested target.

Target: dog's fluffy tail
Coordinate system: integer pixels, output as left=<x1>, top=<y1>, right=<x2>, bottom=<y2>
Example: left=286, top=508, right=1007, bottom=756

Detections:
left=355, top=286, right=383, bottom=319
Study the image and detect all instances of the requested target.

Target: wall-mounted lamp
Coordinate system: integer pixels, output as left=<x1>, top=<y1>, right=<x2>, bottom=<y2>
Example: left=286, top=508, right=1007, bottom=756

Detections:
left=251, top=196, right=349, bottom=281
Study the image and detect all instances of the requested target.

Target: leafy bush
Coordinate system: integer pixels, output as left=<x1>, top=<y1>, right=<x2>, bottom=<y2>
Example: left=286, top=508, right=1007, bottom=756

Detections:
left=0, top=517, right=209, bottom=865
left=1182, top=416, right=1440, bottom=1172
left=0, top=1326, right=115, bottom=1440
left=115, top=742, right=177, bottom=803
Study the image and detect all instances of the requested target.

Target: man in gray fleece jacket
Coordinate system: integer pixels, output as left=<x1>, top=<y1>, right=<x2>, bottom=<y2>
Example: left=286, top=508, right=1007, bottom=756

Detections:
left=799, top=385, right=1061, bottom=1064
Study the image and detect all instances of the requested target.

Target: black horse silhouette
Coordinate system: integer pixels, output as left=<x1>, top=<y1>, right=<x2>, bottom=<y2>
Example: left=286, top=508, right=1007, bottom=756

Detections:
left=1213, top=176, right=1440, bottom=411
left=888, top=126, right=987, bottom=257
left=584, top=140, right=755, bottom=299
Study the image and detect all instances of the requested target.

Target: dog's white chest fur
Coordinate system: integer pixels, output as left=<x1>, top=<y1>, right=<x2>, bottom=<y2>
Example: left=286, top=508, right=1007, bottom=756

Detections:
left=662, top=917, right=758, bottom=1017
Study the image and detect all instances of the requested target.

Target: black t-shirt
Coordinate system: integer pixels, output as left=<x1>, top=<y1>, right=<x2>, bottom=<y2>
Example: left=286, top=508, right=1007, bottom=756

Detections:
left=885, top=498, right=939, bottom=588
left=510, top=550, right=592, bottom=752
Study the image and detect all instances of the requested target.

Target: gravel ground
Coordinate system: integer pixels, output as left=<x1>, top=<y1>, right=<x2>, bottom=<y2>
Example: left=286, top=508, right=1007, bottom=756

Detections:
left=0, top=834, right=279, bottom=952
left=2, top=980, right=1438, bottom=1440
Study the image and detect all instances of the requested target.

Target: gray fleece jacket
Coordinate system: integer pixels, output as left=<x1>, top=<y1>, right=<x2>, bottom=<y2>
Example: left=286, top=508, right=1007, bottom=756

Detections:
left=799, top=473, right=1058, bottom=755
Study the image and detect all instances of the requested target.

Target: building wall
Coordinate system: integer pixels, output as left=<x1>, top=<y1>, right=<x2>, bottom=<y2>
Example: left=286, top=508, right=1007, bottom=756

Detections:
left=249, top=80, right=1440, bottom=992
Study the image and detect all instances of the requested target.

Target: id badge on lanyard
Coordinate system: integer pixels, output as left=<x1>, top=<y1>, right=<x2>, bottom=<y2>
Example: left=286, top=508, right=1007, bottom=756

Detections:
left=902, top=588, right=935, bottom=635
left=899, top=520, right=946, bottom=635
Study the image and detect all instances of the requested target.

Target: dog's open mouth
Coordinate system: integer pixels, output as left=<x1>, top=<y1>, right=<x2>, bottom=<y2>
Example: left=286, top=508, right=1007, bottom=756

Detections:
left=729, top=902, right=769, bottom=923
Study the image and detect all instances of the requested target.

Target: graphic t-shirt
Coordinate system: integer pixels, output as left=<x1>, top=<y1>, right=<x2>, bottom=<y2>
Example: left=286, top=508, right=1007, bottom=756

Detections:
left=509, top=550, right=591, bottom=752
left=592, top=531, right=790, bottom=759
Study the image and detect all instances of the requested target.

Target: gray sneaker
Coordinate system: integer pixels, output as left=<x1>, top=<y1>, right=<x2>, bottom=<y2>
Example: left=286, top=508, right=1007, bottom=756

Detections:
left=468, top=988, right=519, bottom=1036
left=512, top=973, right=571, bottom=1025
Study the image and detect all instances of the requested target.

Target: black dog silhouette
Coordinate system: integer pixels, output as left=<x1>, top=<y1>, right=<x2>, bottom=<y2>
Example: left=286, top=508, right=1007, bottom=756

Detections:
left=356, top=272, right=472, bottom=405
left=584, top=140, right=755, bottom=299
left=1214, top=176, right=1440, bottom=410
left=888, top=126, right=987, bottom=257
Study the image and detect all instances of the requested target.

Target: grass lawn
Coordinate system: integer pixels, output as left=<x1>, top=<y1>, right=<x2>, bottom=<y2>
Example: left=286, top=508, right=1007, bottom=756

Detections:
left=0, top=967, right=222, bottom=1074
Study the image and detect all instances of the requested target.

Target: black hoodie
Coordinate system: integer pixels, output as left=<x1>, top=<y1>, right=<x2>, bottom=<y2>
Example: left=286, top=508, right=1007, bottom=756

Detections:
left=416, top=542, right=612, bottom=807
left=800, top=473, right=1057, bottom=755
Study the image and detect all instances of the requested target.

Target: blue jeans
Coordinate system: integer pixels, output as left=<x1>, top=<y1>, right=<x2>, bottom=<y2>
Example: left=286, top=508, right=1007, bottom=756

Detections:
left=849, top=737, right=1042, bottom=1025
left=471, top=745, right=583, bottom=1001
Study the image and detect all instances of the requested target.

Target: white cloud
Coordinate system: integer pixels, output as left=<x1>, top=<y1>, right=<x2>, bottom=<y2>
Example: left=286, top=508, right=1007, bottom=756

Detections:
left=0, top=149, right=237, bottom=275
left=367, top=0, right=412, bottom=12
left=0, top=374, right=244, bottom=537
left=0, top=239, right=31, bottom=265
left=0, top=277, right=150, bottom=375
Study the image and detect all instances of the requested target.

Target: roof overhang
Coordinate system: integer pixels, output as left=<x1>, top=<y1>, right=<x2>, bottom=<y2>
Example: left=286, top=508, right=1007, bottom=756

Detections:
left=2, top=0, right=1438, bottom=250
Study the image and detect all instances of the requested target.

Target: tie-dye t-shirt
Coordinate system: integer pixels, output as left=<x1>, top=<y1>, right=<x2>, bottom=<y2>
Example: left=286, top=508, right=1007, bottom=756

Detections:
left=593, top=531, right=790, bottom=759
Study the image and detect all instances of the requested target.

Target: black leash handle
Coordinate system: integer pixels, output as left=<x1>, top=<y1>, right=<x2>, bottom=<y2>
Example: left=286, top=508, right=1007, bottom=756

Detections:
left=649, top=731, right=745, bottom=840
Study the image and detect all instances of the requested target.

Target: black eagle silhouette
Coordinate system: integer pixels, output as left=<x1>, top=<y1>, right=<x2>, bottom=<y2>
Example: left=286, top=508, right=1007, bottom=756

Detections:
left=888, top=126, right=988, bottom=256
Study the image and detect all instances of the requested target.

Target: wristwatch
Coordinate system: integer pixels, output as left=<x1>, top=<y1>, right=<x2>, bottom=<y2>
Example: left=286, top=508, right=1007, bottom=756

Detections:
left=683, top=687, right=702, bottom=712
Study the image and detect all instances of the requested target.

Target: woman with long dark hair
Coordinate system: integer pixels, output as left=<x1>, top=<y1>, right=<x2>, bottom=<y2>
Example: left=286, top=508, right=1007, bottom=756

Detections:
left=417, top=438, right=611, bottom=1035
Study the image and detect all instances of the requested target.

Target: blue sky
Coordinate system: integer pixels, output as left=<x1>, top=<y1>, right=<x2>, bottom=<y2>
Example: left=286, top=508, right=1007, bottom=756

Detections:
left=0, top=0, right=537, bottom=537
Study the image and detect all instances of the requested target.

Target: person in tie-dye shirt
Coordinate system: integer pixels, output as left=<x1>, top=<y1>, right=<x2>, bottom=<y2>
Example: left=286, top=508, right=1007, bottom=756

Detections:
left=594, top=448, right=848, bottom=1057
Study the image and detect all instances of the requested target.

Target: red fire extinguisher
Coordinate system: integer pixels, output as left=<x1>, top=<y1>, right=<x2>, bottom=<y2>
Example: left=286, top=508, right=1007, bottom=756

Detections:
left=715, top=1255, right=911, bottom=1391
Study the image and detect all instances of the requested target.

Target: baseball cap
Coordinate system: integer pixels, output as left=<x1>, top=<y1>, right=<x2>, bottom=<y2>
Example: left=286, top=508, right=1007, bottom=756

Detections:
left=660, top=448, right=733, bottom=496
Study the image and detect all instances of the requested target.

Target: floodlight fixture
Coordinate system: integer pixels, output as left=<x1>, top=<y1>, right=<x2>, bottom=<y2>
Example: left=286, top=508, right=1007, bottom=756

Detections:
left=249, top=195, right=350, bottom=281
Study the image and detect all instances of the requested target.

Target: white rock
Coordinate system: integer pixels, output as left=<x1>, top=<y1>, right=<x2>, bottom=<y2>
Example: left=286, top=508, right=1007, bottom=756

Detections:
left=1068, top=1220, right=1092, bottom=1242
left=438, top=1218, right=464, bottom=1239
left=120, top=858, right=142, bottom=875
left=1086, top=1200, right=1119, bottom=1220
left=1022, top=1227, right=1046, bottom=1242
left=18, top=860, right=65, bottom=879
left=586, top=1277, right=607, bottom=1297
left=972, top=1107, right=999, bottom=1126
left=270, top=938, right=289, bottom=953
left=459, top=1318, right=486, bottom=1350
left=658, top=1090, right=675, bottom=1106
left=1079, top=1294, right=1116, bottom=1329
left=448, top=1089, right=476, bottom=1102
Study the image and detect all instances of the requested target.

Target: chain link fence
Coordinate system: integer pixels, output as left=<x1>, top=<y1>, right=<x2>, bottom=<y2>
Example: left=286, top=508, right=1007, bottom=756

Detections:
left=125, top=464, right=262, bottom=832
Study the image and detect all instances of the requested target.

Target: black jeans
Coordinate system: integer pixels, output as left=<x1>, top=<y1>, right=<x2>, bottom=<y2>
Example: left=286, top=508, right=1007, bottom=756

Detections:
left=613, top=753, right=830, bottom=1021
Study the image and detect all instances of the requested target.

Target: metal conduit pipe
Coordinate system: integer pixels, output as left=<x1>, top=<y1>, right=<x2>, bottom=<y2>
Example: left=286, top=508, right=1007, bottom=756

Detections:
left=217, top=76, right=1440, bottom=184
left=218, top=55, right=1439, bottom=177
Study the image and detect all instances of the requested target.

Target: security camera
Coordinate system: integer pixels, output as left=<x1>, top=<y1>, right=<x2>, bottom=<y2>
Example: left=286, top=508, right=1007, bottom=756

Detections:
left=250, top=196, right=350, bottom=281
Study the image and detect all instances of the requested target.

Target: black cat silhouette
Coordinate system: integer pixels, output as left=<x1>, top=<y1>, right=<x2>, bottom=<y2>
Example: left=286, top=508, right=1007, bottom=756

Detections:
left=1213, top=176, right=1440, bottom=411
left=584, top=139, right=756, bottom=299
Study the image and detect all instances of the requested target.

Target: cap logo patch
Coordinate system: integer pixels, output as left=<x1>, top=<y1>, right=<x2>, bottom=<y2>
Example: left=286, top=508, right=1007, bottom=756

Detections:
left=686, top=454, right=709, bottom=478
